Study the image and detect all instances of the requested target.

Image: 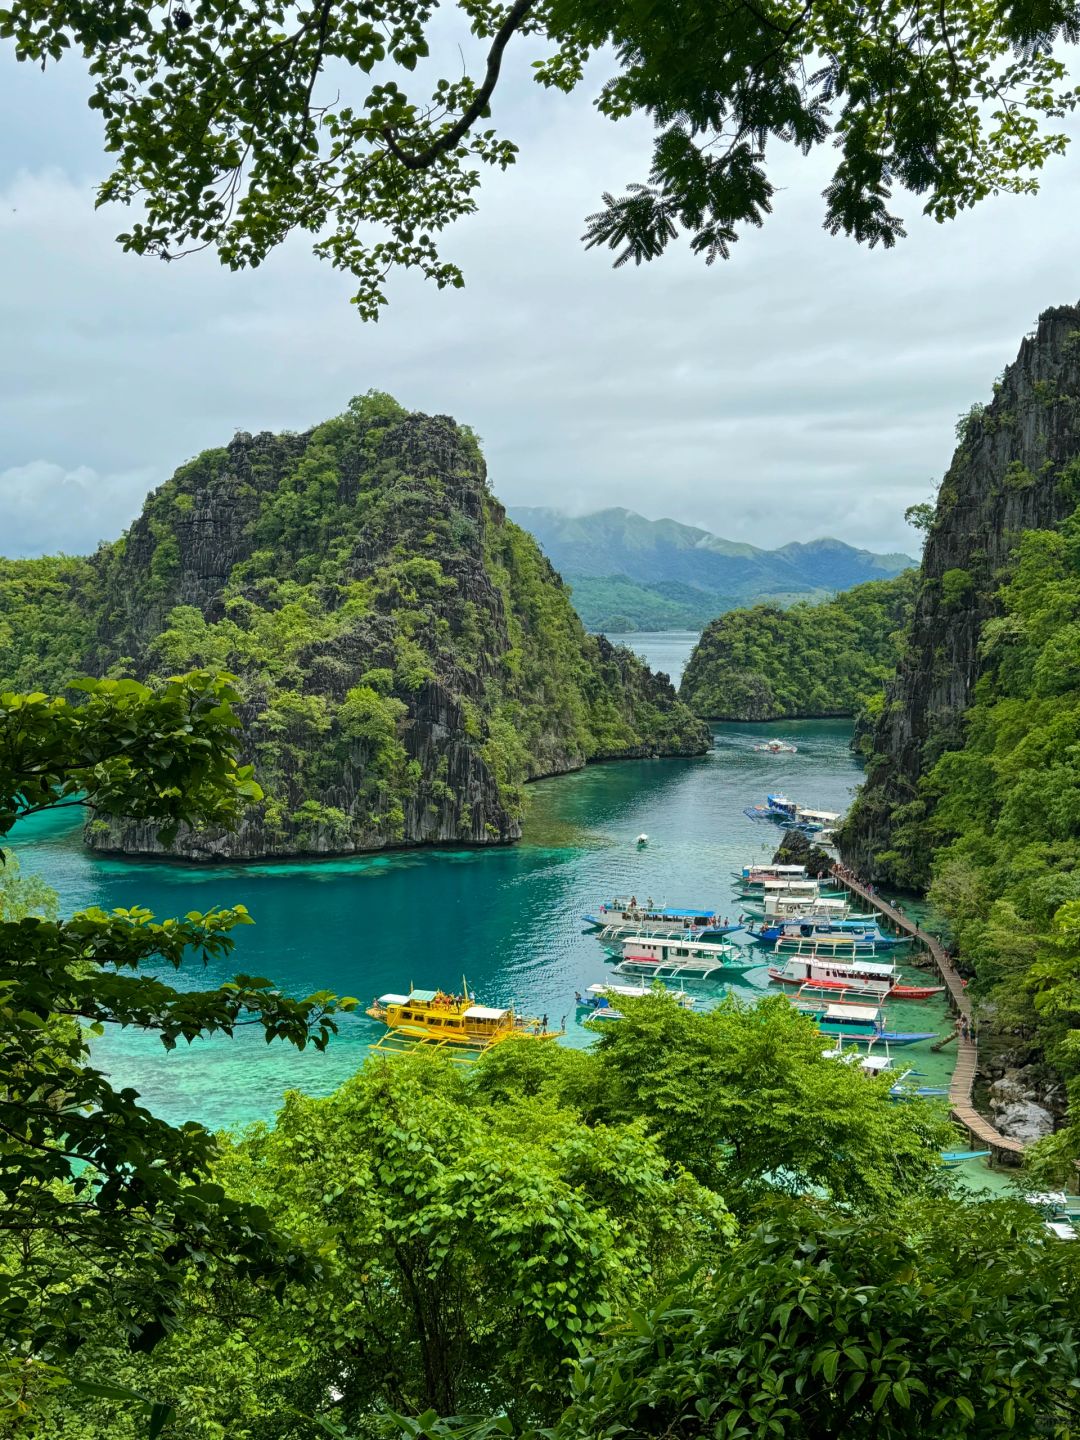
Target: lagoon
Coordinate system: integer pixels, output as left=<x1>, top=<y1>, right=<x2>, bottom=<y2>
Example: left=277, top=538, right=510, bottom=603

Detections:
left=10, top=712, right=958, bottom=1135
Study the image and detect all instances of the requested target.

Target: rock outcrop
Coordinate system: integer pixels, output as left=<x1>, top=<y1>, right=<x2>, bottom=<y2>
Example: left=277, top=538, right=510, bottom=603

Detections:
left=70, top=394, right=708, bottom=859
left=842, top=304, right=1080, bottom=881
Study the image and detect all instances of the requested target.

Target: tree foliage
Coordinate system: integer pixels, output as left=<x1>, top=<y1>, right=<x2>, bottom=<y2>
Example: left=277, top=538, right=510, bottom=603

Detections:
left=556, top=1198, right=1080, bottom=1440
left=680, top=571, right=917, bottom=722
left=0, top=671, right=354, bottom=1422
left=1, top=0, right=1078, bottom=315
left=854, top=506, right=1080, bottom=1178
left=41, top=999, right=964, bottom=1438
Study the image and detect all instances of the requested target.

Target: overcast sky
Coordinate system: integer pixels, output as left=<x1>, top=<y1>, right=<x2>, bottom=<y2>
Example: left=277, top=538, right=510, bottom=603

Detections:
left=2, top=31, right=1079, bottom=559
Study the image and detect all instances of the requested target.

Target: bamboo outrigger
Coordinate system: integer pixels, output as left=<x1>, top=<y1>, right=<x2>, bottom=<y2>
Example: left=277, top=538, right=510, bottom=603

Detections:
left=367, top=986, right=561, bottom=1060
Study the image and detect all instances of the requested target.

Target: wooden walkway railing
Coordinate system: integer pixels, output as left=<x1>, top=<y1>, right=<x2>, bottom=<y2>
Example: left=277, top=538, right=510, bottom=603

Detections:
left=831, top=868, right=1024, bottom=1162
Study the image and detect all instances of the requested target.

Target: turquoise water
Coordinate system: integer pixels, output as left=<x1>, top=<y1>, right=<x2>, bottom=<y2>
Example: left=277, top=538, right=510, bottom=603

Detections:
left=604, top=631, right=702, bottom=686
left=9, top=716, right=959, bottom=1135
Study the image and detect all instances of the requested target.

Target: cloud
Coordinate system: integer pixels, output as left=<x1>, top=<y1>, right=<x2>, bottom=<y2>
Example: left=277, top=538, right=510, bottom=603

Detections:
left=0, top=40, right=1078, bottom=558
left=0, top=459, right=155, bottom=555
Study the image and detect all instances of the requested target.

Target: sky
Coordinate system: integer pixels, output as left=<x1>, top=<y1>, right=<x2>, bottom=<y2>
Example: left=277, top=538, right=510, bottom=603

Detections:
left=1, top=26, right=1079, bottom=559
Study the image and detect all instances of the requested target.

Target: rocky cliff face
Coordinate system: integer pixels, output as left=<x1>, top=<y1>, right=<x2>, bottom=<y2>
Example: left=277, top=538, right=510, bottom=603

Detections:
left=842, top=304, right=1080, bottom=880
left=80, top=395, right=708, bottom=859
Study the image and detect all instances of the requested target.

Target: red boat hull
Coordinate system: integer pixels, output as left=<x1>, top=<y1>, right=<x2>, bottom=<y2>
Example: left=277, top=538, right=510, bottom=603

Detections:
left=767, top=969, right=944, bottom=1000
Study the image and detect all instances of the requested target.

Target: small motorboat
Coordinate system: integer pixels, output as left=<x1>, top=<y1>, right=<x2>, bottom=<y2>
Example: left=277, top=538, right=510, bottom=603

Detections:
left=753, top=739, right=798, bottom=753
left=636, top=833, right=649, bottom=847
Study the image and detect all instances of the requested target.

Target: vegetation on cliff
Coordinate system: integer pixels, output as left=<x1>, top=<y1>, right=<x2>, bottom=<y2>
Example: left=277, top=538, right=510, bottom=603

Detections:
left=679, top=572, right=917, bottom=721
left=0, top=395, right=707, bottom=859
left=0, top=556, right=96, bottom=694
left=841, top=307, right=1080, bottom=1163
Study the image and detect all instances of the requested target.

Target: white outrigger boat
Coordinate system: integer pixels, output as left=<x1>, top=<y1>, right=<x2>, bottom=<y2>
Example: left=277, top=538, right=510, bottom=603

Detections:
left=739, top=880, right=845, bottom=913
left=759, top=895, right=872, bottom=921
left=768, top=952, right=945, bottom=1001
left=575, top=982, right=694, bottom=1020
left=584, top=896, right=741, bottom=942
left=822, top=1036, right=896, bottom=1076
left=613, top=934, right=761, bottom=979
left=733, top=863, right=808, bottom=891
left=771, top=931, right=890, bottom=959
left=753, top=738, right=798, bottom=753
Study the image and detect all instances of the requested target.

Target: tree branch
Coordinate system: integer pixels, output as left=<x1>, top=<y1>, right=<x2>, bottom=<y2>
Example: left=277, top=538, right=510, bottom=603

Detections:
left=382, top=0, right=534, bottom=171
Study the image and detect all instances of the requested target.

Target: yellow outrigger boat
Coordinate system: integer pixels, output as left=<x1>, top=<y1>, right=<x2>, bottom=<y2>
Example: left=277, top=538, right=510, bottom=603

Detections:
left=366, top=987, right=561, bottom=1060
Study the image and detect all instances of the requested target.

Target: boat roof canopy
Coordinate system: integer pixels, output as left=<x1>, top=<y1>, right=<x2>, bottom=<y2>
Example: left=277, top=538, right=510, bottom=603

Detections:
left=587, top=983, right=687, bottom=999
left=860, top=1055, right=892, bottom=1072
left=799, top=808, right=841, bottom=822
left=747, top=864, right=806, bottom=875
left=378, top=993, right=412, bottom=1006
left=825, top=1003, right=879, bottom=1021
left=463, top=1005, right=508, bottom=1020
left=622, top=936, right=732, bottom=953
left=408, top=988, right=440, bottom=1003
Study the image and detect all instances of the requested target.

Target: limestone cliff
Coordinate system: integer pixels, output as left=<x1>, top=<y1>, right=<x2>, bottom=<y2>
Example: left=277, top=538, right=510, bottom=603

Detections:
left=842, top=304, right=1080, bottom=881
left=75, top=394, right=708, bottom=859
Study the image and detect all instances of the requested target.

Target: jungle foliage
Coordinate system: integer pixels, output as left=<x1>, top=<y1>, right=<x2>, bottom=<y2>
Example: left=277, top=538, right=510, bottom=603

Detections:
left=679, top=571, right=918, bottom=722
left=0, top=680, right=1066, bottom=1439
left=31, top=997, right=1003, bottom=1439
left=0, top=672, right=354, bottom=1426
left=2, top=1, right=1080, bottom=316
left=865, top=507, right=1080, bottom=1181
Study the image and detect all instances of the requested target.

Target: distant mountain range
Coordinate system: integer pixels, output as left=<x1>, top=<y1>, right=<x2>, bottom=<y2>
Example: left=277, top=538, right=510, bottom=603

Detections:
left=509, top=507, right=916, bottom=632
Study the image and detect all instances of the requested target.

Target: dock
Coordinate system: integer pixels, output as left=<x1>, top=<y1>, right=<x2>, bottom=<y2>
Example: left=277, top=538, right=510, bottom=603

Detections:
left=831, top=868, right=1024, bottom=1163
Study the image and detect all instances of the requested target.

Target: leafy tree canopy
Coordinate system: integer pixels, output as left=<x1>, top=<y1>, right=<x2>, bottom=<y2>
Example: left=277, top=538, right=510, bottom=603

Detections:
left=44, top=1004, right=960, bottom=1439
left=680, top=570, right=917, bottom=724
left=0, top=671, right=353, bottom=1419
left=554, top=1197, right=1080, bottom=1440
left=1, top=0, right=1078, bottom=316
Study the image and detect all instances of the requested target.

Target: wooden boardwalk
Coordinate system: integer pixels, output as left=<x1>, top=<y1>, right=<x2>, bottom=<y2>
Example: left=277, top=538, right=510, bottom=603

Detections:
left=831, top=868, right=1024, bottom=1162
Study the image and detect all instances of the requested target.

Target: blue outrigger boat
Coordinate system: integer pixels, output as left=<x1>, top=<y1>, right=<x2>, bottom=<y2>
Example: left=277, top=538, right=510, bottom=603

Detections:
left=750, top=920, right=909, bottom=948
left=795, top=998, right=937, bottom=1047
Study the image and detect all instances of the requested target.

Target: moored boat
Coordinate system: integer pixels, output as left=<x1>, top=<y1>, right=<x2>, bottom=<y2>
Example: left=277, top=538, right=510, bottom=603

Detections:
left=761, top=793, right=843, bottom=833
left=768, top=953, right=945, bottom=1000
left=613, top=934, right=759, bottom=979
left=771, top=931, right=891, bottom=959
left=749, top=916, right=904, bottom=945
left=584, top=897, right=740, bottom=941
left=575, top=982, right=694, bottom=1020
left=794, top=998, right=936, bottom=1047
left=367, top=987, right=560, bottom=1056
left=732, top=862, right=808, bottom=887
left=738, top=879, right=847, bottom=908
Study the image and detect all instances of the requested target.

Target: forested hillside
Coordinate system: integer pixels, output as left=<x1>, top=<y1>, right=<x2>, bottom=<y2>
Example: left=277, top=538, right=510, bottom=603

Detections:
left=679, top=572, right=917, bottom=721
left=512, top=506, right=915, bottom=631
left=0, top=395, right=708, bottom=858
left=842, top=304, right=1080, bottom=1164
